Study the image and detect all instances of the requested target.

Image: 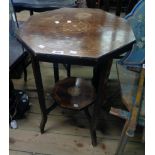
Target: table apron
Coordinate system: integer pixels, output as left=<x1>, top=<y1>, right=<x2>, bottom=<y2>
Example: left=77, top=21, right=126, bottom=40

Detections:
left=36, top=54, right=98, bottom=66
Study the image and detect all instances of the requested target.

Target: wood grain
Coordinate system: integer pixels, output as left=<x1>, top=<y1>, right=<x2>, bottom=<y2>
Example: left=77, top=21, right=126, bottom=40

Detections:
left=18, top=8, right=135, bottom=60
left=10, top=129, right=144, bottom=155
left=52, top=77, right=95, bottom=110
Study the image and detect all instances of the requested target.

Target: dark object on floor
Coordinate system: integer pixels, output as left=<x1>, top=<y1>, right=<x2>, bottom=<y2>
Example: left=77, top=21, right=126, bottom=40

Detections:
left=9, top=86, right=30, bottom=121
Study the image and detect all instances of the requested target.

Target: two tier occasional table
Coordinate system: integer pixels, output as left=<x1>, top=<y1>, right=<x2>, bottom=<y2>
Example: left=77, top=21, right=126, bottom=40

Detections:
left=16, top=8, right=135, bottom=145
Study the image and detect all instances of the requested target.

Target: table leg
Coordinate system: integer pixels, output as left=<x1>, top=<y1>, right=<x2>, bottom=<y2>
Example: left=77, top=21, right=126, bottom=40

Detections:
left=104, top=0, right=110, bottom=11
left=116, top=0, right=122, bottom=16
left=84, top=107, right=97, bottom=146
left=92, top=59, right=113, bottom=146
left=30, top=10, right=33, bottom=16
left=23, top=67, right=27, bottom=82
left=53, top=63, right=59, bottom=83
left=86, top=0, right=96, bottom=8
left=31, top=56, right=47, bottom=133
left=66, top=64, right=71, bottom=77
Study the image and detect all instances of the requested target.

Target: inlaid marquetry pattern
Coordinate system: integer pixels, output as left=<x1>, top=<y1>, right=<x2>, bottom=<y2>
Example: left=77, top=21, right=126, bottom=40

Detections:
left=18, top=8, right=135, bottom=58
left=22, top=9, right=106, bottom=34
left=62, top=21, right=89, bottom=33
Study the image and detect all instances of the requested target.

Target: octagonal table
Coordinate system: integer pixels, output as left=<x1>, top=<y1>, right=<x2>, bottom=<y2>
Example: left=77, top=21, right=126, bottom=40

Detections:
left=16, top=8, right=135, bottom=145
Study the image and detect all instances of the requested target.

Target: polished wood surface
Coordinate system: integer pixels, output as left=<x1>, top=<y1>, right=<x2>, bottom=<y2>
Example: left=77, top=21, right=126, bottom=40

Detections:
left=18, top=8, right=135, bottom=60
left=52, top=77, right=95, bottom=110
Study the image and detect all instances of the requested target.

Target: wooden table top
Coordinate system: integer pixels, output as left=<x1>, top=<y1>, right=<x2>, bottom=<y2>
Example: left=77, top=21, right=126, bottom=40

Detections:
left=17, top=8, right=135, bottom=60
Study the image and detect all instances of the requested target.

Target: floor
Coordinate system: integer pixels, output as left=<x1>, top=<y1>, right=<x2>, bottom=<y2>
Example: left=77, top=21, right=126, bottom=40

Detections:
left=9, top=10, right=145, bottom=155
